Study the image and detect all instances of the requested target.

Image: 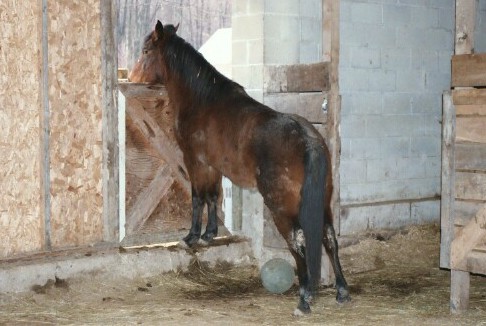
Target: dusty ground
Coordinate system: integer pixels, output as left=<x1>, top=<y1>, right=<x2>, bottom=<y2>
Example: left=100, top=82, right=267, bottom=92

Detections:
left=0, top=224, right=485, bottom=325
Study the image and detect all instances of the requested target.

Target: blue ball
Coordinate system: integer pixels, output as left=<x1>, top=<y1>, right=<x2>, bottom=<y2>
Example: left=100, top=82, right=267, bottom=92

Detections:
left=260, top=258, right=295, bottom=294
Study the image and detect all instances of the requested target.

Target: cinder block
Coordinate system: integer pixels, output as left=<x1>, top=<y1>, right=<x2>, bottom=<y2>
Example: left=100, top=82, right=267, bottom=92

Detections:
left=340, top=67, right=369, bottom=92
left=382, top=48, right=412, bottom=70
left=428, top=0, right=454, bottom=9
left=350, top=2, right=383, bottom=24
left=425, top=71, right=451, bottom=92
left=395, top=69, right=425, bottom=92
left=383, top=93, right=411, bottom=115
left=438, top=8, right=454, bottom=30
left=366, top=24, right=397, bottom=47
left=426, top=28, right=454, bottom=51
left=351, top=47, right=381, bottom=69
left=340, top=159, right=367, bottom=184
left=232, top=41, right=248, bottom=65
left=301, top=18, right=321, bottom=43
left=411, top=200, right=440, bottom=224
left=300, top=0, right=321, bottom=19
left=383, top=4, right=411, bottom=26
left=381, top=136, right=410, bottom=158
left=340, top=22, right=369, bottom=47
left=366, top=115, right=424, bottom=138
left=265, top=0, right=300, bottom=15
left=366, top=157, right=426, bottom=182
left=412, top=49, right=438, bottom=71
left=423, top=114, right=442, bottom=137
left=264, top=39, right=299, bottom=64
left=349, top=138, right=382, bottom=160
left=340, top=115, right=367, bottom=138
left=264, top=15, right=300, bottom=43
left=232, top=14, right=263, bottom=41
left=411, top=136, right=440, bottom=157
left=248, top=39, right=264, bottom=64
left=425, top=158, right=441, bottom=178
left=411, top=93, right=441, bottom=114
left=344, top=92, right=383, bottom=115
left=300, top=42, right=321, bottom=64
left=368, top=70, right=396, bottom=92
left=411, top=7, right=439, bottom=28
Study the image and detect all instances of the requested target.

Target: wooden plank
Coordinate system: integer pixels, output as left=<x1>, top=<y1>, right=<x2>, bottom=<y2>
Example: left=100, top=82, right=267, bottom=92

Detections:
left=456, top=142, right=486, bottom=172
left=456, top=104, right=486, bottom=116
left=451, top=204, right=486, bottom=270
left=452, top=88, right=486, bottom=106
left=440, top=91, right=456, bottom=269
left=264, top=62, right=330, bottom=93
left=455, top=172, right=486, bottom=201
left=125, top=99, right=190, bottom=193
left=101, top=0, right=119, bottom=243
left=450, top=269, right=470, bottom=314
left=455, top=200, right=486, bottom=226
left=264, top=92, right=328, bottom=123
left=118, top=82, right=168, bottom=98
left=456, top=116, right=486, bottom=143
left=454, top=0, right=477, bottom=55
left=125, top=165, right=174, bottom=234
left=466, top=250, right=486, bottom=275
left=451, top=54, right=486, bottom=87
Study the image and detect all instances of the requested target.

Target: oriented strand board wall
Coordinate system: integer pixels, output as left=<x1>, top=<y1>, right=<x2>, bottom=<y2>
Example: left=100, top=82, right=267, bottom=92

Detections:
left=0, top=2, right=44, bottom=258
left=48, top=1, right=103, bottom=248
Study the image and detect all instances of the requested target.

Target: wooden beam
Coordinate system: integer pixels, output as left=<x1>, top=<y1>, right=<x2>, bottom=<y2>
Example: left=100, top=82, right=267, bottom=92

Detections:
left=452, top=54, right=486, bottom=87
left=450, top=269, right=470, bottom=314
left=455, top=0, right=477, bottom=55
left=453, top=89, right=486, bottom=106
left=264, top=62, right=330, bottom=93
left=118, top=82, right=168, bottom=98
left=101, top=0, right=119, bottom=242
left=456, top=104, right=486, bottom=116
left=451, top=204, right=486, bottom=270
left=455, top=172, right=486, bottom=201
left=125, top=165, right=174, bottom=234
left=441, top=91, right=456, bottom=269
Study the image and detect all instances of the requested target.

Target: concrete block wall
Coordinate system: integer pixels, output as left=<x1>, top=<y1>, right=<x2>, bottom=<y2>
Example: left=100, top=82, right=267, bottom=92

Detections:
left=339, top=0, right=455, bottom=234
left=476, top=0, right=486, bottom=53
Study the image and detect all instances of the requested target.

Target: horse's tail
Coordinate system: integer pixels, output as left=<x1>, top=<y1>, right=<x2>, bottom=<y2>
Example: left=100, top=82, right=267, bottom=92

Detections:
left=299, top=142, right=326, bottom=291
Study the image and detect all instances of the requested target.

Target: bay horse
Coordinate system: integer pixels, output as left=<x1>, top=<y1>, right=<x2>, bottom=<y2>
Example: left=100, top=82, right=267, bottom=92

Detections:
left=129, top=21, right=350, bottom=315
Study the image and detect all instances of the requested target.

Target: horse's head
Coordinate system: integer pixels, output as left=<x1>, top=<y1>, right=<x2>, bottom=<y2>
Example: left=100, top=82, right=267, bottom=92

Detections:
left=128, top=21, right=179, bottom=83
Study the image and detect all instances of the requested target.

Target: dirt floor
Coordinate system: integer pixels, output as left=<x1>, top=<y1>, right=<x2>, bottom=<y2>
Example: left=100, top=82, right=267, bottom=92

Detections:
left=0, top=224, right=485, bottom=325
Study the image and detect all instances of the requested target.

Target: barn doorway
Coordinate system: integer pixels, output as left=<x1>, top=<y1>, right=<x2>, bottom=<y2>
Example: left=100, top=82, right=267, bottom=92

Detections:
left=117, top=1, right=234, bottom=246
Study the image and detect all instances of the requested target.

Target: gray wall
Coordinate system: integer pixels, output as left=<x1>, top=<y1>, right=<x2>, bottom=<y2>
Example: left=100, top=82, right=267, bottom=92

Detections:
left=476, top=0, right=486, bottom=52
left=338, top=0, right=455, bottom=234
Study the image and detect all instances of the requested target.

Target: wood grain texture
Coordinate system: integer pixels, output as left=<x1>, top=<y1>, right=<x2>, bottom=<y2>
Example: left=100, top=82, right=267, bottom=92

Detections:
left=0, top=0, right=44, bottom=259
left=48, top=1, right=103, bottom=248
left=452, top=54, right=486, bottom=87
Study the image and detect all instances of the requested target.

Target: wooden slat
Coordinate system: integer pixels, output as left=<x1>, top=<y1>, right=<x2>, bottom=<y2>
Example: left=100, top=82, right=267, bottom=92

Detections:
left=453, top=88, right=486, bottom=106
left=456, top=142, right=486, bottom=172
left=125, top=98, right=190, bottom=193
left=118, top=82, right=168, bottom=98
left=456, top=116, right=486, bottom=143
left=456, top=104, right=486, bottom=116
left=466, top=250, right=486, bottom=275
left=440, top=91, right=456, bottom=269
left=264, top=62, right=330, bottom=93
left=452, top=54, right=486, bottom=87
left=450, top=269, right=470, bottom=314
left=451, top=204, right=486, bottom=270
left=454, top=0, right=477, bottom=55
left=455, top=172, right=486, bottom=201
left=125, top=165, right=174, bottom=234
left=455, top=200, right=486, bottom=227
left=264, top=92, right=328, bottom=123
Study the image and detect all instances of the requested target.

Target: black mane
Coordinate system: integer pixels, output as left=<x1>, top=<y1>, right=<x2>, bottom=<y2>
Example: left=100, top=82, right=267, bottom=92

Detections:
left=162, top=31, right=244, bottom=105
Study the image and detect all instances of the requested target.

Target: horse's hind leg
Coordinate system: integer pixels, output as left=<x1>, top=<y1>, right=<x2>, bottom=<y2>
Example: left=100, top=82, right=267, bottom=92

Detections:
left=322, top=221, right=350, bottom=303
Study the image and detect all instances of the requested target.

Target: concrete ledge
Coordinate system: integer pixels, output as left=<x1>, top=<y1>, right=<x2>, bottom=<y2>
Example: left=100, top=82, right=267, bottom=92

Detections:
left=0, top=238, right=254, bottom=293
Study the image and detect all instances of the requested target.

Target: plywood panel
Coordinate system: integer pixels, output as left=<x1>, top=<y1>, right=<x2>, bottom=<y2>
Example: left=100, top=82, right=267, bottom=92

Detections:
left=0, top=1, right=43, bottom=258
left=48, top=1, right=103, bottom=248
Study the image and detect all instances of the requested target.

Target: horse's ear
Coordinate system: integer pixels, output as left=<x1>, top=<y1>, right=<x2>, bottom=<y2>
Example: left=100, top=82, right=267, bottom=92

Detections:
left=175, top=23, right=180, bottom=32
left=154, top=20, right=164, bottom=40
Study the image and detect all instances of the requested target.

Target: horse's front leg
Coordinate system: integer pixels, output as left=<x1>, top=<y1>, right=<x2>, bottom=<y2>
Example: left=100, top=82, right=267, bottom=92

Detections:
left=182, top=188, right=205, bottom=247
left=201, top=191, right=219, bottom=243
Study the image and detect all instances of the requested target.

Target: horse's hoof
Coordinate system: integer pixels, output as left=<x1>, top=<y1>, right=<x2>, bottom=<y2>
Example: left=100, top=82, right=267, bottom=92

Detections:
left=197, top=238, right=209, bottom=246
left=177, top=240, right=190, bottom=249
left=201, top=232, right=216, bottom=243
left=293, top=308, right=309, bottom=317
left=336, top=288, right=351, bottom=304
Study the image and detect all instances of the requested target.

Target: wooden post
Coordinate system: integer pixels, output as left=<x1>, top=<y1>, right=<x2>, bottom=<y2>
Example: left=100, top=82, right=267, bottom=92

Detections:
left=440, top=91, right=456, bottom=269
left=450, top=269, right=470, bottom=314
left=455, top=0, right=477, bottom=55
left=101, top=0, right=120, bottom=243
